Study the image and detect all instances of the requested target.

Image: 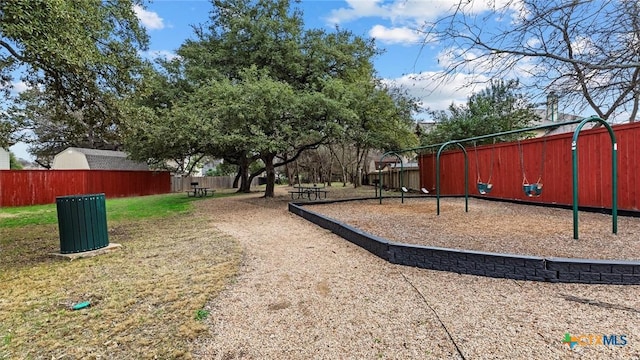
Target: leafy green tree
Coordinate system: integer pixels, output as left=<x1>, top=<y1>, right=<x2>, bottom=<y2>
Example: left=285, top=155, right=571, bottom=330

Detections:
left=0, top=0, right=149, bottom=151
left=125, top=0, right=417, bottom=196
left=211, top=162, right=238, bottom=177
left=188, top=67, right=346, bottom=195
left=180, top=0, right=376, bottom=197
left=423, top=80, right=539, bottom=145
left=125, top=0, right=378, bottom=197
left=0, top=116, right=23, bottom=150
left=7, top=86, right=131, bottom=168
left=122, top=63, right=211, bottom=175
left=328, top=79, right=418, bottom=187
left=9, top=151, right=22, bottom=170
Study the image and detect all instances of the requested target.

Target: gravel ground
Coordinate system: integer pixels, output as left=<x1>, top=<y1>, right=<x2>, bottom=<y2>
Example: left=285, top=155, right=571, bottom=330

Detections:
left=192, top=187, right=640, bottom=359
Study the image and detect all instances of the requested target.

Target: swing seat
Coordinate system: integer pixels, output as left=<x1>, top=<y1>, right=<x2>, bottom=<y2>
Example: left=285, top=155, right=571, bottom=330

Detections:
left=523, top=183, right=543, bottom=197
left=477, top=182, right=493, bottom=195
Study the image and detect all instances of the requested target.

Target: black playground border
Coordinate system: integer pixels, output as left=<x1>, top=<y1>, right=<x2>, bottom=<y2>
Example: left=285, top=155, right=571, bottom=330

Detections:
left=288, top=197, right=640, bottom=285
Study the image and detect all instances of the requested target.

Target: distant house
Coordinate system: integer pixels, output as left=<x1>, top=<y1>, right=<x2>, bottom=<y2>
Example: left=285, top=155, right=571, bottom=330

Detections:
left=530, top=92, right=584, bottom=137
left=200, top=158, right=224, bottom=176
left=0, top=148, right=9, bottom=170
left=415, top=120, right=437, bottom=136
left=52, top=147, right=149, bottom=170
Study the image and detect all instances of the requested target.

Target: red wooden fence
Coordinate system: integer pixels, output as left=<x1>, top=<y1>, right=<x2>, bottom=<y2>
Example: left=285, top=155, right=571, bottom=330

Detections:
left=418, top=122, right=640, bottom=211
left=0, top=170, right=171, bottom=207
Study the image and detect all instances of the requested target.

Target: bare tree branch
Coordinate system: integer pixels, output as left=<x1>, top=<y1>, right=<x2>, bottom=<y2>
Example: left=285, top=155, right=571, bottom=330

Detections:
left=0, top=39, right=25, bottom=61
left=423, top=0, right=640, bottom=121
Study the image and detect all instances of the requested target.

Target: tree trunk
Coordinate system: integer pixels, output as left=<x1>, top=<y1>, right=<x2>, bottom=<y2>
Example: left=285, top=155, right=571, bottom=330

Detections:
left=232, top=168, right=241, bottom=188
left=354, top=147, right=368, bottom=188
left=282, top=154, right=293, bottom=185
left=263, top=153, right=276, bottom=197
left=327, top=152, right=333, bottom=187
left=237, top=157, right=251, bottom=193
left=289, top=160, right=297, bottom=185
left=341, top=166, right=348, bottom=187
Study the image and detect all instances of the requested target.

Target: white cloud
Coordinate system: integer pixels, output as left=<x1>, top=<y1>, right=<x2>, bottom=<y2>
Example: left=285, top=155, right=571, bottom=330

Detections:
left=571, top=36, right=597, bottom=56
left=325, top=0, right=387, bottom=24
left=525, top=37, right=541, bottom=49
left=133, top=5, right=164, bottom=30
left=0, top=80, right=30, bottom=96
left=436, top=46, right=537, bottom=81
left=141, top=50, right=180, bottom=61
left=383, top=71, right=489, bottom=116
left=326, top=0, right=518, bottom=25
left=369, top=25, right=421, bottom=45
left=11, top=81, right=29, bottom=94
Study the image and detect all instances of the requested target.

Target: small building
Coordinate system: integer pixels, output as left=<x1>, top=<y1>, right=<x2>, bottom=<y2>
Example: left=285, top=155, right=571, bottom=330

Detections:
left=0, top=148, right=9, bottom=170
left=366, top=155, right=421, bottom=190
left=52, top=147, right=149, bottom=170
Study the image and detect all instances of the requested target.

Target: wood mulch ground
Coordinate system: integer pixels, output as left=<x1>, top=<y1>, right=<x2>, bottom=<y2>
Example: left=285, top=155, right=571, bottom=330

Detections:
left=309, top=197, right=640, bottom=260
left=192, top=186, right=640, bottom=359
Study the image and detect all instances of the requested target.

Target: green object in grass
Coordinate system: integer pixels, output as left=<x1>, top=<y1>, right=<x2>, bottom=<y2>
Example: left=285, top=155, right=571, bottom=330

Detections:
left=195, top=309, right=210, bottom=321
left=72, top=301, right=91, bottom=310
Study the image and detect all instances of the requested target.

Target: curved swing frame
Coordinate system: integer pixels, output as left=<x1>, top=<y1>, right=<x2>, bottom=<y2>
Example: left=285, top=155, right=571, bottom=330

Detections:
left=473, top=140, right=495, bottom=195
left=376, top=115, right=616, bottom=241
left=377, top=151, right=406, bottom=204
left=518, top=137, right=547, bottom=197
left=436, top=141, right=469, bottom=215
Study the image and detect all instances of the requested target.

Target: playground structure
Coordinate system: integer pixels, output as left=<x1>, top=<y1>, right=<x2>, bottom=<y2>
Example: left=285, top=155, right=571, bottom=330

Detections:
left=376, top=116, right=620, bottom=240
left=474, top=140, right=495, bottom=195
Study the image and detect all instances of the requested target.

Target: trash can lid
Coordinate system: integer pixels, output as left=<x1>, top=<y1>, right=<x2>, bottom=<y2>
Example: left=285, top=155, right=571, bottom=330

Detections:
left=56, top=193, right=105, bottom=200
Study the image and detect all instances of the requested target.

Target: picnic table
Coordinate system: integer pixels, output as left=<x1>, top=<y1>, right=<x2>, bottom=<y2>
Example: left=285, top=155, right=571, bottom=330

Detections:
left=186, top=182, right=215, bottom=197
left=289, top=184, right=328, bottom=200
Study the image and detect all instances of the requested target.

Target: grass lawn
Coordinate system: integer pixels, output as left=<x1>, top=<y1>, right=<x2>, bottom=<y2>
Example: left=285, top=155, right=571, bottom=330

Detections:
left=0, top=192, right=241, bottom=359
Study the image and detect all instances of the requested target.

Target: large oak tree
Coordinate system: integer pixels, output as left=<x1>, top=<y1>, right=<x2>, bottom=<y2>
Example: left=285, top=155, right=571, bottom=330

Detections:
left=0, top=0, right=149, bottom=159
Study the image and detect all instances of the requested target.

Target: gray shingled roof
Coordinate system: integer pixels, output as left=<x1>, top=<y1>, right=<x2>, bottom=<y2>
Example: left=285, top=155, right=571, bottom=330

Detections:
left=70, top=147, right=149, bottom=171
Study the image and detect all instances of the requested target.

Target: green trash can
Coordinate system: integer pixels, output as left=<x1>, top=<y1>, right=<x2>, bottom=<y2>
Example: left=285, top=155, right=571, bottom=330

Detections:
left=56, top=193, right=109, bottom=254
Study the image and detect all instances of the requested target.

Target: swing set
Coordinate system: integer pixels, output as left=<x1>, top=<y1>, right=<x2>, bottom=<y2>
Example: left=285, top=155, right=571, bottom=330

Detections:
left=518, top=137, right=547, bottom=197
left=473, top=137, right=546, bottom=198
left=473, top=140, right=495, bottom=195
left=376, top=116, right=618, bottom=240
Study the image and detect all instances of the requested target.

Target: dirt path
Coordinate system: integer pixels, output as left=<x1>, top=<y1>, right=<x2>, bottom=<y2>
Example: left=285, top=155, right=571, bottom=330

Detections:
left=192, top=190, right=640, bottom=359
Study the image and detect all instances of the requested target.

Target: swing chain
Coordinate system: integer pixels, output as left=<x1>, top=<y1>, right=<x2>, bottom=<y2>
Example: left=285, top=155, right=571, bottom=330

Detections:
left=539, top=136, right=547, bottom=183
left=474, top=139, right=496, bottom=183
left=488, top=138, right=495, bottom=183
left=519, top=136, right=547, bottom=197
left=473, top=141, right=482, bottom=182
left=517, top=139, right=527, bottom=183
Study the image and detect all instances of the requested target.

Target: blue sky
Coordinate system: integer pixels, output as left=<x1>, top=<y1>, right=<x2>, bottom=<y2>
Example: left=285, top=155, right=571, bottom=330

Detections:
left=9, top=0, right=513, bottom=160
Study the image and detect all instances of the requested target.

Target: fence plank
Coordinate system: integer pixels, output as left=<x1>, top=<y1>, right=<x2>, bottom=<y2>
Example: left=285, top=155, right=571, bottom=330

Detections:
left=0, top=170, right=170, bottom=207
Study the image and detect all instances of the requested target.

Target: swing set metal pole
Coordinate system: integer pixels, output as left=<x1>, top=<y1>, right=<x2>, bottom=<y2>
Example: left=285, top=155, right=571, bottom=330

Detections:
left=571, top=117, right=618, bottom=240
left=436, top=141, right=468, bottom=215
left=377, top=151, right=405, bottom=204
